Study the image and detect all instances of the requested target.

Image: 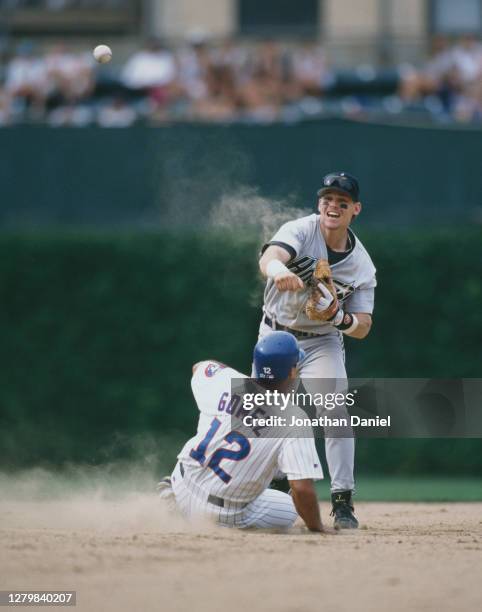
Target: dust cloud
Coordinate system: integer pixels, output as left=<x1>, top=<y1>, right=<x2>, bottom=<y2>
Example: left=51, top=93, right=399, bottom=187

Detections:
left=0, top=433, right=187, bottom=533
left=209, top=187, right=310, bottom=243
left=0, top=461, right=190, bottom=534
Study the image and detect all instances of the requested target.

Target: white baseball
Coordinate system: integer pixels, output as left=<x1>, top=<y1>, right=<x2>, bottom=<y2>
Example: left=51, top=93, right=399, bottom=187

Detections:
left=93, top=44, right=112, bottom=64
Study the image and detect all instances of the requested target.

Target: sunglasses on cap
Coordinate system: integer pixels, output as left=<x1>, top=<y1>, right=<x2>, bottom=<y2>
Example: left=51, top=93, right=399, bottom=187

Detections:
left=317, top=173, right=360, bottom=201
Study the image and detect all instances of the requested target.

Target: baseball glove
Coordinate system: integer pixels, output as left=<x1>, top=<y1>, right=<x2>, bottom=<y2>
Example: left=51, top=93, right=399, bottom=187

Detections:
left=305, top=259, right=339, bottom=321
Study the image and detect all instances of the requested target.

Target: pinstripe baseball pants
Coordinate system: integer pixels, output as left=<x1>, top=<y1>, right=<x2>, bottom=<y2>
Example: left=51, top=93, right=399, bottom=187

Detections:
left=171, top=462, right=298, bottom=529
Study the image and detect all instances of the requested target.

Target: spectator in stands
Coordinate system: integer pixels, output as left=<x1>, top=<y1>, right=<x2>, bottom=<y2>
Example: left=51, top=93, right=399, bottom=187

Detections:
left=234, top=40, right=285, bottom=122
left=121, top=37, right=176, bottom=107
left=236, top=71, right=281, bottom=123
left=175, top=32, right=211, bottom=103
left=399, top=34, right=482, bottom=120
left=44, top=43, right=94, bottom=105
left=291, top=41, right=329, bottom=97
left=5, top=40, right=48, bottom=117
left=450, top=34, right=482, bottom=87
left=399, top=36, right=452, bottom=103
left=210, top=38, right=250, bottom=88
left=450, top=35, right=482, bottom=121
left=189, top=62, right=237, bottom=122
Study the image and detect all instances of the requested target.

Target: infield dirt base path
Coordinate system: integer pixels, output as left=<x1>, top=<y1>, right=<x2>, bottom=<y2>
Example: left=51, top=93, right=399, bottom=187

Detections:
left=1, top=498, right=481, bottom=612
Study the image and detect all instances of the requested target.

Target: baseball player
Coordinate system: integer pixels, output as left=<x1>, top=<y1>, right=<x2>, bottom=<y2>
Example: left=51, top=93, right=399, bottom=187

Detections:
left=257, top=171, right=376, bottom=528
left=159, top=332, right=331, bottom=533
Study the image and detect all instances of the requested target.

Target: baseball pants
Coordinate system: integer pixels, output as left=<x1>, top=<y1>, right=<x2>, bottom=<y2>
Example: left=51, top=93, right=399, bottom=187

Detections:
left=171, top=462, right=298, bottom=529
left=257, top=321, right=355, bottom=493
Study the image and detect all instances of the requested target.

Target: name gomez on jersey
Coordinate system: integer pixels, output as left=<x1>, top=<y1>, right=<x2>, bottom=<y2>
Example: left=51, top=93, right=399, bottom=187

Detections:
left=262, top=214, right=377, bottom=334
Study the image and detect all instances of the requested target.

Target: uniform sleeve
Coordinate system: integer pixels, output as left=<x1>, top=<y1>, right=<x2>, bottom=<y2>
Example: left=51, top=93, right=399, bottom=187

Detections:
left=277, top=437, right=324, bottom=481
left=191, top=362, right=238, bottom=416
left=345, top=285, right=375, bottom=314
left=345, top=244, right=377, bottom=314
left=261, top=219, right=307, bottom=260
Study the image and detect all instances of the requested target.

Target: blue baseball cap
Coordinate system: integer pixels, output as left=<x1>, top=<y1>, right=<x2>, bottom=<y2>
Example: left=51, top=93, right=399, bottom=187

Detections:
left=253, top=331, right=305, bottom=380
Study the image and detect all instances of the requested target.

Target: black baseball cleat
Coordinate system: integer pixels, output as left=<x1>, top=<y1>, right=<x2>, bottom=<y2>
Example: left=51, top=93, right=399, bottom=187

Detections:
left=331, top=491, right=359, bottom=529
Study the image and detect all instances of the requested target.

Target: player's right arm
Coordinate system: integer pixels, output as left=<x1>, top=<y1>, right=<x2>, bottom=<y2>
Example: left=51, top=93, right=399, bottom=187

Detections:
left=278, top=435, right=332, bottom=533
left=259, top=245, right=304, bottom=292
left=289, top=479, right=324, bottom=532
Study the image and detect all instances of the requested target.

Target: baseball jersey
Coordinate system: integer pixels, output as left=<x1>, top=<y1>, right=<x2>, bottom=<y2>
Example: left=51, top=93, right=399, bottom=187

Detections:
left=262, top=213, right=376, bottom=333
left=177, top=361, right=323, bottom=503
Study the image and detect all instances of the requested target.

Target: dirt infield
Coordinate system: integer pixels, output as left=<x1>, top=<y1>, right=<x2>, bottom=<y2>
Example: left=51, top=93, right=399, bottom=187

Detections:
left=1, top=495, right=481, bottom=612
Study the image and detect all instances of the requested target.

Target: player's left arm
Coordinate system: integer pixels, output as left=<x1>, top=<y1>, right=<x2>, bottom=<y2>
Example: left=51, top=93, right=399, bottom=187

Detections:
left=338, top=281, right=375, bottom=339
left=190, top=360, right=236, bottom=414
left=343, top=312, right=372, bottom=339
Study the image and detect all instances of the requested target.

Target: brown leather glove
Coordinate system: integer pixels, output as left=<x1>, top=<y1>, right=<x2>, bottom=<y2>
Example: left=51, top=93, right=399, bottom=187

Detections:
left=305, top=259, right=339, bottom=321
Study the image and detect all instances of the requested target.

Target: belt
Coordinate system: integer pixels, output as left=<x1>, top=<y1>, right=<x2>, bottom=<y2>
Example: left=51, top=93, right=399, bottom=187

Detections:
left=264, top=315, right=322, bottom=340
left=179, top=462, right=227, bottom=509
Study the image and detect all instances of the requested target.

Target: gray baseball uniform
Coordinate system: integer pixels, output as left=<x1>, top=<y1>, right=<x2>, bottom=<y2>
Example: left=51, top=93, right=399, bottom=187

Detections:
left=257, top=213, right=377, bottom=492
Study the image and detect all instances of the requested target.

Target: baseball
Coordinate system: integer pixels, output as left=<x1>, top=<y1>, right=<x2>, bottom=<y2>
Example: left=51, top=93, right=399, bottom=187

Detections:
left=93, top=44, right=112, bottom=64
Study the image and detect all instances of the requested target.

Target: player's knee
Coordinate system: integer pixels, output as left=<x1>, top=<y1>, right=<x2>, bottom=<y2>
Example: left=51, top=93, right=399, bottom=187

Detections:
left=284, top=508, right=299, bottom=528
left=269, top=490, right=298, bottom=528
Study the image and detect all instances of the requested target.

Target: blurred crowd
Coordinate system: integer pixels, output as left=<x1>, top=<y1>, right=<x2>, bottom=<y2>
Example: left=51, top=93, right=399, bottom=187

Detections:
left=399, top=34, right=482, bottom=122
left=0, top=34, right=481, bottom=127
left=0, top=1, right=128, bottom=8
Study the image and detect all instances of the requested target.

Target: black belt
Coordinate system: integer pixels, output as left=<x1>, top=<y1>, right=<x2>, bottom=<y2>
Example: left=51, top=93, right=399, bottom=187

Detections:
left=264, top=315, right=322, bottom=340
left=179, top=462, right=226, bottom=508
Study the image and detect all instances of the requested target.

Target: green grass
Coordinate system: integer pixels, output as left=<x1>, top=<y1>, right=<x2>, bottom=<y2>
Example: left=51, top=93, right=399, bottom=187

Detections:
left=315, top=477, right=482, bottom=502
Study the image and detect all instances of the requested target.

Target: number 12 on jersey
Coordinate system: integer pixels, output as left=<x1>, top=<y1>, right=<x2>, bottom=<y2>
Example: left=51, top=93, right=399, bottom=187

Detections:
left=189, top=418, right=251, bottom=483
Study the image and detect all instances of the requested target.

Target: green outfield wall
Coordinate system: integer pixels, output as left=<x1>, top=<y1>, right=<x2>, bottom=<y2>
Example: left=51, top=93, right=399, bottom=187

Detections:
left=1, top=120, right=482, bottom=228
left=0, top=230, right=481, bottom=472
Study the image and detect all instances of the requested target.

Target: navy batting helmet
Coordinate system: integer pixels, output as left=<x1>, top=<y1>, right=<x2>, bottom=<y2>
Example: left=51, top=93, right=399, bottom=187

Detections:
left=253, top=331, right=305, bottom=380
